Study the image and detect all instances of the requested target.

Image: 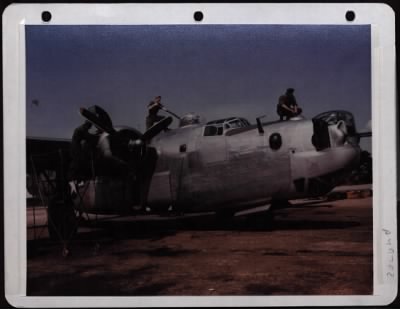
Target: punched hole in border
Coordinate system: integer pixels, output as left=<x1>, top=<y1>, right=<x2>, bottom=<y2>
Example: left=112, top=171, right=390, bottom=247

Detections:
left=42, top=11, right=52, bottom=22
left=194, top=11, right=204, bottom=22
left=345, top=10, right=355, bottom=22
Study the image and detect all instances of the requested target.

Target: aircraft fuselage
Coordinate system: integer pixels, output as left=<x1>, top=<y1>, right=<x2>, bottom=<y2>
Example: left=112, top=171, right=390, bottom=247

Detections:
left=148, top=117, right=360, bottom=212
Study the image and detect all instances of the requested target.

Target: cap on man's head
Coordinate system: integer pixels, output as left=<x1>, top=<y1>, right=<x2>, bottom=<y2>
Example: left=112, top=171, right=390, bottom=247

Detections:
left=286, top=88, right=295, bottom=94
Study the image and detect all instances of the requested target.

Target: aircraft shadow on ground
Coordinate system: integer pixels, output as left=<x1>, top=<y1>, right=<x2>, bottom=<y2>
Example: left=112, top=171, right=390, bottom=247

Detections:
left=27, top=200, right=361, bottom=252
left=72, top=208, right=361, bottom=240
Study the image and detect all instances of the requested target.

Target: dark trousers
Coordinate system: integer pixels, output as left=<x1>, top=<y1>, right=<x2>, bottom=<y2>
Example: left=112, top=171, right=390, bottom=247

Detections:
left=277, top=106, right=302, bottom=121
left=146, top=114, right=165, bottom=130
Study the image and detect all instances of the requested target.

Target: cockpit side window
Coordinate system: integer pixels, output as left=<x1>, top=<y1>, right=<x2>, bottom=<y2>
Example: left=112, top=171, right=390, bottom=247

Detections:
left=204, top=125, right=218, bottom=136
left=204, top=125, right=224, bottom=136
left=226, top=119, right=242, bottom=129
left=204, top=117, right=251, bottom=136
left=240, top=118, right=251, bottom=126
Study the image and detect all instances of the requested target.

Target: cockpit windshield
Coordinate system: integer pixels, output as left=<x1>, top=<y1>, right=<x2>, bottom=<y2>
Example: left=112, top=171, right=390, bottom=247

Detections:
left=204, top=117, right=250, bottom=136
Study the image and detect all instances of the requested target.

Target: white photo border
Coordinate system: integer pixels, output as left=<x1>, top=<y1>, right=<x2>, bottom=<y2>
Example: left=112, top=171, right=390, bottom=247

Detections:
left=3, top=3, right=397, bottom=307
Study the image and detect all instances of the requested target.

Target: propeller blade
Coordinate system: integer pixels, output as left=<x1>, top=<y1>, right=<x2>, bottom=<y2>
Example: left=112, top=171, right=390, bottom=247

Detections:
left=142, top=116, right=173, bottom=142
left=80, top=106, right=116, bottom=134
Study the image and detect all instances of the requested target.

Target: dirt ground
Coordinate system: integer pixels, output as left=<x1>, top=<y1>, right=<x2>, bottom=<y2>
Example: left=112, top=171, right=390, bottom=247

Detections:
left=27, top=196, right=373, bottom=296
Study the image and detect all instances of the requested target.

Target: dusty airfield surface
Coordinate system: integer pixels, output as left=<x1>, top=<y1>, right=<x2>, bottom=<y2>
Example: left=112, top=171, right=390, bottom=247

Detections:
left=27, top=197, right=372, bottom=296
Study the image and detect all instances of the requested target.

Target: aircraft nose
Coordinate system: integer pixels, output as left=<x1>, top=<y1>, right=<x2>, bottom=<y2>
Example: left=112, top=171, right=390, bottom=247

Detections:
left=344, top=144, right=361, bottom=167
left=328, top=144, right=361, bottom=170
left=312, top=110, right=361, bottom=151
left=306, top=145, right=360, bottom=196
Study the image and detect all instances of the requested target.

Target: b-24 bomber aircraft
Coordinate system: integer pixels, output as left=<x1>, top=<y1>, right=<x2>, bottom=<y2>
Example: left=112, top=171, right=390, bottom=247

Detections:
left=64, top=105, right=368, bottom=223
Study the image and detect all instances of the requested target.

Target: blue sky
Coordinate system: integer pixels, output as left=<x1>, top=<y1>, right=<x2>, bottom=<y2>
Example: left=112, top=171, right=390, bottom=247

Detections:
left=26, top=24, right=371, bottom=149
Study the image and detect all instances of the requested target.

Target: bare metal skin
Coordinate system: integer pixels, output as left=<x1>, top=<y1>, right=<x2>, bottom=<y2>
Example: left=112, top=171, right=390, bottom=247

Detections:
left=147, top=115, right=360, bottom=213
left=74, top=108, right=363, bottom=215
